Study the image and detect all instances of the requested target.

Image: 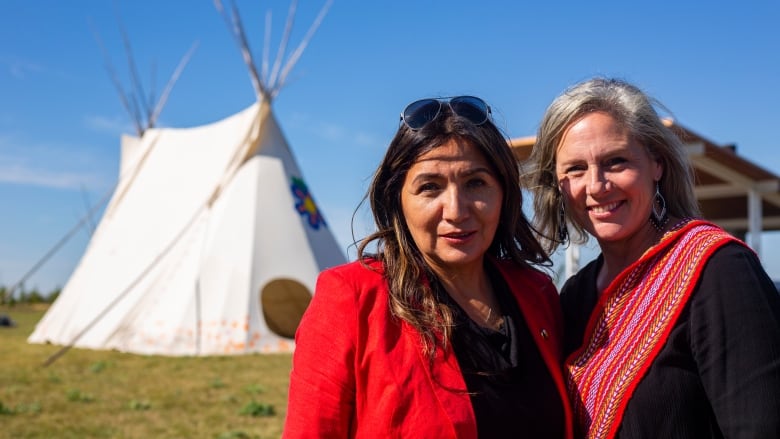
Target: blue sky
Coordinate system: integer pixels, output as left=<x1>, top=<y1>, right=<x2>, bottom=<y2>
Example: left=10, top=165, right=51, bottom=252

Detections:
left=2, top=0, right=779, bottom=293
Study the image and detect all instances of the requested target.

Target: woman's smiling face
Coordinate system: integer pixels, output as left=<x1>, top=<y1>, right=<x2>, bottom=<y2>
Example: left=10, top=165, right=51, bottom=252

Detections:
left=401, top=138, right=503, bottom=277
left=555, top=111, right=662, bottom=249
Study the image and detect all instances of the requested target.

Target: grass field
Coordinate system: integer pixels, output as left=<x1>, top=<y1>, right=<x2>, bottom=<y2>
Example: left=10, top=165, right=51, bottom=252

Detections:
left=0, top=304, right=292, bottom=438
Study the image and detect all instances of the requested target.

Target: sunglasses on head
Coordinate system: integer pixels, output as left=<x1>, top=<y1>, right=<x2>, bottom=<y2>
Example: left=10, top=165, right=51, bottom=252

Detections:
left=400, top=96, right=492, bottom=131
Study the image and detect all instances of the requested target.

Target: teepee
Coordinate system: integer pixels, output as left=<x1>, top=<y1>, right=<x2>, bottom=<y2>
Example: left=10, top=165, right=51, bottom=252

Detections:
left=28, top=0, right=344, bottom=356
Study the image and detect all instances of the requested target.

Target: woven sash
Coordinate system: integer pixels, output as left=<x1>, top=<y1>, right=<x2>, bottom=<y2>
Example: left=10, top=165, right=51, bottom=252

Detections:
left=565, top=220, right=737, bottom=439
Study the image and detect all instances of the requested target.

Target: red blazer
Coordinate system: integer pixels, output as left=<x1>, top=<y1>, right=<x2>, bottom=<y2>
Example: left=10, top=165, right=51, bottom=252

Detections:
left=283, top=258, right=574, bottom=438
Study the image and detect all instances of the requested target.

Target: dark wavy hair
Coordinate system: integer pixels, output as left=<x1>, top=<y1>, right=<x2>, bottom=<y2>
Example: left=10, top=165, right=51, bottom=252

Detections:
left=355, top=101, right=550, bottom=357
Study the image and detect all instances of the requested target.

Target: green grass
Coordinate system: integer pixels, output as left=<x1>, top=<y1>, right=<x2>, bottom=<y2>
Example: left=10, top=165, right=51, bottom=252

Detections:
left=0, top=304, right=292, bottom=438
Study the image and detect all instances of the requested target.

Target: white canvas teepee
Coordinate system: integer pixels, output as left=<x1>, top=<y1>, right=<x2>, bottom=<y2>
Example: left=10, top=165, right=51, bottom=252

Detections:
left=28, top=0, right=344, bottom=356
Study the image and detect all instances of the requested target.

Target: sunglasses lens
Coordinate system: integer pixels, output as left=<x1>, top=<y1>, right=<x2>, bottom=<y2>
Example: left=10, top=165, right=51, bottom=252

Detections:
left=449, top=96, right=490, bottom=125
left=402, top=99, right=441, bottom=130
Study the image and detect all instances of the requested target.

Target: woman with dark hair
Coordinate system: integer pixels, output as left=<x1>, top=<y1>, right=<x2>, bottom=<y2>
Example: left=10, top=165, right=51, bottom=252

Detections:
left=528, top=77, right=780, bottom=438
left=284, top=96, right=573, bottom=438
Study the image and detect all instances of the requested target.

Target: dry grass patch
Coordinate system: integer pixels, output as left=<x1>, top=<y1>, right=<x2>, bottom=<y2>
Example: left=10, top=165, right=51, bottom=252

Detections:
left=1, top=305, right=292, bottom=438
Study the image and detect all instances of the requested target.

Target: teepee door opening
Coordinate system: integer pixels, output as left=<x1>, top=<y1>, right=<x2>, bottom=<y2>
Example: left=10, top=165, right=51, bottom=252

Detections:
left=261, top=278, right=312, bottom=339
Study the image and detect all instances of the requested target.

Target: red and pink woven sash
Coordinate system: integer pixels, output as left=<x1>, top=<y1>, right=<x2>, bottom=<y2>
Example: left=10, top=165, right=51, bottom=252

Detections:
left=565, top=220, right=737, bottom=438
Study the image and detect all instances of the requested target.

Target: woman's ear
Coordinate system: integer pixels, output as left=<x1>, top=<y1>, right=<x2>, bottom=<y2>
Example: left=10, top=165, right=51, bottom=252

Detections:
left=653, top=158, right=664, bottom=182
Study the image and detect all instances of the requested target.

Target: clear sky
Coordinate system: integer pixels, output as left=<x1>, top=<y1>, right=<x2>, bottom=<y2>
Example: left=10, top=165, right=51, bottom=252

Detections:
left=2, top=0, right=779, bottom=294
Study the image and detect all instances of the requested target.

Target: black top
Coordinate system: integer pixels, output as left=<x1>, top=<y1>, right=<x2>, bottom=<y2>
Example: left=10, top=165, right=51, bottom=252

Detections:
left=561, top=243, right=780, bottom=438
left=438, top=264, right=565, bottom=439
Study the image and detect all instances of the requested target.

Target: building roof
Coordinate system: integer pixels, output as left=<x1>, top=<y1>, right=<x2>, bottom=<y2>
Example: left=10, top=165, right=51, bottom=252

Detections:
left=509, top=120, right=780, bottom=235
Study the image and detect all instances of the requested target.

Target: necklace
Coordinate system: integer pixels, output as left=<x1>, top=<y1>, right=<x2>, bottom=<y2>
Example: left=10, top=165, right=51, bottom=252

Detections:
left=483, top=304, right=505, bottom=330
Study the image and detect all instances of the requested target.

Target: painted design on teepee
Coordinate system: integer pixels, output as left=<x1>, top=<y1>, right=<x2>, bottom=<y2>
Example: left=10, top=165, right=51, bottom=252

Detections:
left=291, top=176, right=327, bottom=230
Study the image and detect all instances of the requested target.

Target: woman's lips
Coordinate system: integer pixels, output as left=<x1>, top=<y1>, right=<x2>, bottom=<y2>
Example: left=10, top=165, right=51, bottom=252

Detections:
left=588, top=200, right=621, bottom=214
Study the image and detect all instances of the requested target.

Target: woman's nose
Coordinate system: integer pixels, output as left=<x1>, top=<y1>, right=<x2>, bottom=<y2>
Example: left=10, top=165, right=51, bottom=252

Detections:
left=442, top=186, right=469, bottom=221
left=587, top=168, right=609, bottom=195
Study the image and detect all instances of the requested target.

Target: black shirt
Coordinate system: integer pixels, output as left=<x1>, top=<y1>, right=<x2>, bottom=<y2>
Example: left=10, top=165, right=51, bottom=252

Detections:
left=561, top=243, right=780, bottom=438
left=438, top=264, right=565, bottom=438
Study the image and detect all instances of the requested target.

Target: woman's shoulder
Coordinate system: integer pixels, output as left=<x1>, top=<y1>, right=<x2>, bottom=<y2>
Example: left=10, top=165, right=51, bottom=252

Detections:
left=696, top=241, right=773, bottom=292
left=322, top=258, right=384, bottom=278
left=314, top=258, right=389, bottom=305
left=559, top=256, right=601, bottom=319
left=705, top=240, right=755, bottom=261
left=561, top=257, right=601, bottom=293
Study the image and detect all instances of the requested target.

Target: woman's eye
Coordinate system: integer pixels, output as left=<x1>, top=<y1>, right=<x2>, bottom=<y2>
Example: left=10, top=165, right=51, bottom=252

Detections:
left=466, top=178, right=486, bottom=188
left=565, top=165, right=585, bottom=175
left=605, top=157, right=627, bottom=168
left=418, top=182, right=439, bottom=192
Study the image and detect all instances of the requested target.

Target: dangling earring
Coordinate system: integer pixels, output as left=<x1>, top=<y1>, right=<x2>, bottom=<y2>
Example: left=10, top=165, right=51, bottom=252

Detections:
left=650, top=181, right=669, bottom=231
left=558, top=199, right=569, bottom=243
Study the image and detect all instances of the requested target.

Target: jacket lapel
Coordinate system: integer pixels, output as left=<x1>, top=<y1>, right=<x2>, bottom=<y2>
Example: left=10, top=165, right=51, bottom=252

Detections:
left=495, top=261, right=573, bottom=439
left=405, top=320, right=477, bottom=438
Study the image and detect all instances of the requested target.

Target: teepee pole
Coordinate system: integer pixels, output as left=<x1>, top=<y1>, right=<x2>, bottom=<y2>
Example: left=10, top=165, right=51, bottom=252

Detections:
left=214, top=0, right=268, bottom=100
left=216, top=0, right=332, bottom=101
left=261, top=10, right=272, bottom=85
left=116, top=11, right=152, bottom=125
left=6, top=187, right=115, bottom=301
left=273, top=0, right=333, bottom=98
left=89, top=20, right=144, bottom=136
left=91, top=6, right=196, bottom=135
left=148, top=41, right=200, bottom=129
left=267, top=0, right=298, bottom=91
